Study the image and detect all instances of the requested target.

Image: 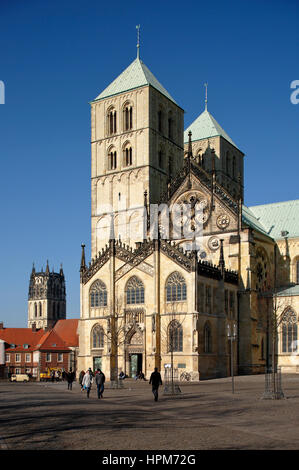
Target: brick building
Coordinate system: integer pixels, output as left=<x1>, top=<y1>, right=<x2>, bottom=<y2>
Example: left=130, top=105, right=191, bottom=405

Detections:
left=0, top=319, right=78, bottom=380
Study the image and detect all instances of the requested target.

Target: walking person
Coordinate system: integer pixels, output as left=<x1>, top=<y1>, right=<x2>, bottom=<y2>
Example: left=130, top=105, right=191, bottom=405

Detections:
left=95, top=369, right=105, bottom=399
left=149, top=367, right=162, bottom=402
left=67, top=368, right=75, bottom=390
left=82, top=368, right=93, bottom=398
left=79, top=370, right=85, bottom=391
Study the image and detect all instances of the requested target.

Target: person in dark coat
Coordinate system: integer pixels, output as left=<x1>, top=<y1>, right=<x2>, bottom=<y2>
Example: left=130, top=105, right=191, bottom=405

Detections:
left=95, top=369, right=105, bottom=399
left=149, top=367, right=162, bottom=401
left=67, top=368, right=75, bottom=390
left=79, top=370, right=85, bottom=390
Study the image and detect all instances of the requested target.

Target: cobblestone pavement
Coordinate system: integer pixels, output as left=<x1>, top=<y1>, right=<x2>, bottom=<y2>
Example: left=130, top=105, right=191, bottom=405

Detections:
left=0, top=374, right=299, bottom=450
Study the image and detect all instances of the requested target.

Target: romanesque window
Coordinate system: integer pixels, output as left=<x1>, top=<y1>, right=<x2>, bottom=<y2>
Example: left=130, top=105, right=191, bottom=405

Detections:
left=123, top=144, right=132, bottom=167
left=92, top=324, right=105, bottom=349
left=90, top=280, right=108, bottom=308
left=166, top=272, right=187, bottom=302
left=204, top=323, right=212, bottom=353
left=108, top=148, right=117, bottom=170
left=168, top=320, right=183, bottom=352
left=108, top=108, right=117, bottom=135
left=281, top=308, right=298, bottom=353
left=126, top=276, right=145, bottom=305
left=123, top=104, right=133, bottom=131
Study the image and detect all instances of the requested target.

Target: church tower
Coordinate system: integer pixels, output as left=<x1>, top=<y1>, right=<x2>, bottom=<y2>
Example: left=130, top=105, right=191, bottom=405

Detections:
left=28, top=261, right=66, bottom=329
left=90, top=46, right=184, bottom=256
left=184, top=93, right=245, bottom=201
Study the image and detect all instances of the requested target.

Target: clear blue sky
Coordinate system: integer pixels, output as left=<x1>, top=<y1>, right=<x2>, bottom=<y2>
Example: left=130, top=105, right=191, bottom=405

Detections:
left=0, top=0, right=298, bottom=327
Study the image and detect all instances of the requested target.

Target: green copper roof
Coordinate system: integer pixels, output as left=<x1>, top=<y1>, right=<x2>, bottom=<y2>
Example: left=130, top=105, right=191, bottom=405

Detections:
left=249, top=200, right=299, bottom=240
left=93, top=58, right=177, bottom=104
left=242, top=205, right=272, bottom=238
left=184, top=109, right=238, bottom=148
left=275, top=285, right=299, bottom=297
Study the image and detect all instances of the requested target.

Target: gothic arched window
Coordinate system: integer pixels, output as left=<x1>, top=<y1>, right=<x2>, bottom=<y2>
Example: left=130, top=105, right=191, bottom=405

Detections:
left=281, top=308, right=298, bottom=353
left=168, top=320, right=183, bottom=352
left=166, top=272, right=187, bottom=302
left=90, top=280, right=108, bottom=308
left=296, top=260, right=299, bottom=285
left=126, top=276, right=144, bottom=305
left=39, top=302, right=42, bottom=317
left=204, top=322, right=212, bottom=353
left=92, top=324, right=105, bottom=349
left=34, top=303, right=37, bottom=318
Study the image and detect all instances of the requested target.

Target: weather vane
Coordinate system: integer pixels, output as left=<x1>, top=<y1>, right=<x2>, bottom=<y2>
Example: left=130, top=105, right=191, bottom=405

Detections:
left=204, top=82, right=208, bottom=110
left=136, top=25, right=140, bottom=59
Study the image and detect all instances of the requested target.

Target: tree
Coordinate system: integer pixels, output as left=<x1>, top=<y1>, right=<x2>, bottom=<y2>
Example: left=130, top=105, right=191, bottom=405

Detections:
left=161, top=299, right=186, bottom=395
left=105, top=294, right=126, bottom=383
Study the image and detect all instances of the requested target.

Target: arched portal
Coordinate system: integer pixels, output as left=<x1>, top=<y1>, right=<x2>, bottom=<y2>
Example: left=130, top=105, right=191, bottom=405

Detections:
left=125, top=328, right=144, bottom=378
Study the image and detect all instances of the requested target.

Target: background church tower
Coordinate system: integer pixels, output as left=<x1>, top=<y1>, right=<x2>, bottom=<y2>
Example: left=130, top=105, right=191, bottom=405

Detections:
left=28, top=261, right=66, bottom=329
left=90, top=38, right=184, bottom=256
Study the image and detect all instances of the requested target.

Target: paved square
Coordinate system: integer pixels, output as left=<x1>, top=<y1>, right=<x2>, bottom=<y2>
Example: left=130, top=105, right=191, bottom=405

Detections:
left=1, top=374, right=299, bottom=450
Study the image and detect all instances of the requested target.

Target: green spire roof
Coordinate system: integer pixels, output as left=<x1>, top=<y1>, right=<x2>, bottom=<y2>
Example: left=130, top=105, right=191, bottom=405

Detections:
left=93, top=58, right=177, bottom=104
left=184, top=109, right=238, bottom=148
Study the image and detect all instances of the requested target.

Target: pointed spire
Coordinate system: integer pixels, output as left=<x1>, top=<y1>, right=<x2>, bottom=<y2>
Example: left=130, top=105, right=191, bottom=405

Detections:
left=187, top=130, right=192, bottom=189
left=60, top=263, right=64, bottom=276
left=188, top=130, right=193, bottom=159
left=218, top=239, right=225, bottom=276
left=31, top=262, right=36, bottom=276
left=109, top=214, right=115, bottom=242
left=204, top=82, right=208, bottom=111
left=80, top=244, right=86, bottom=272
left=136, top=24, right=140, bottom=59
left=45, top=259, right=50, bottom=274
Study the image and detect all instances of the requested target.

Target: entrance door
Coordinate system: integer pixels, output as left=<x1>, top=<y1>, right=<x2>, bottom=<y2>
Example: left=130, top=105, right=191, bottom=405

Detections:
left=93, top=357, right=102, bottom=371
left=130, top=354, right=143, bottom=377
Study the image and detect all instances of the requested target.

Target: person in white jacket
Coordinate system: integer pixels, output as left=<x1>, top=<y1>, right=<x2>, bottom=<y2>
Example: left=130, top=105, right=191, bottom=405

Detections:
left=82, top=368, right=93, bottom=398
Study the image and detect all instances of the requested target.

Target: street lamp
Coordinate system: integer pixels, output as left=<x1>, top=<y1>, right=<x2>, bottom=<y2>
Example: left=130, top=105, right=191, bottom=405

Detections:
left=227, top=322, right=237, bottom=393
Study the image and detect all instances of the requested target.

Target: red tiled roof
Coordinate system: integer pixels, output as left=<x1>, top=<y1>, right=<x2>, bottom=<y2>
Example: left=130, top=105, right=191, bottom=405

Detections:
left=0, top=328, right=45, bottom=351
left=36, top=329, right=69, bottom=352
left=52, top=319, right=79, bottom=347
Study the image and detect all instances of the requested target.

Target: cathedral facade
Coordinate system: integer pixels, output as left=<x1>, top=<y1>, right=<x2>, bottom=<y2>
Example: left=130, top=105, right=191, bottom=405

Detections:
left=77, top=54, right=299, bottom=380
